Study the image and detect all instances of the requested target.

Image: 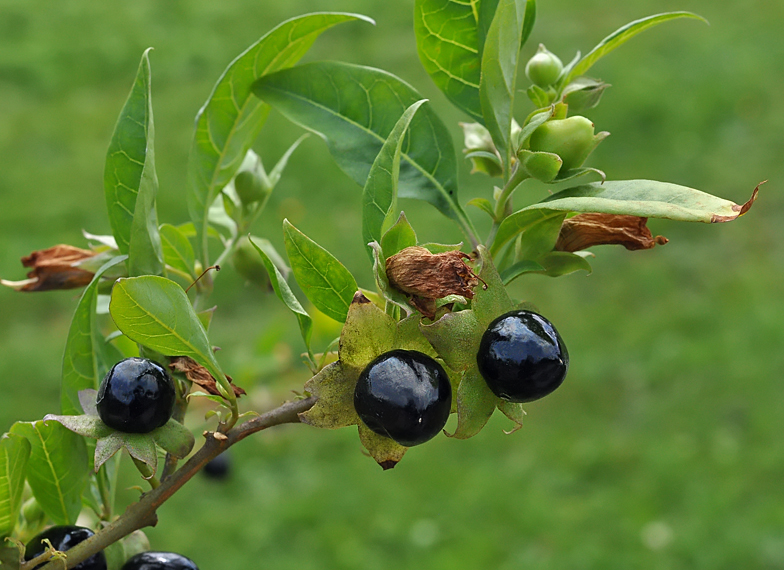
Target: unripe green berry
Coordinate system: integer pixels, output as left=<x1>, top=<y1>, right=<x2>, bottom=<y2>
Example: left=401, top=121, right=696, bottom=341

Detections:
left=525, top=44, right=563, bottom=88
left=231, top=236, right=270, bottom=289
left=528, top=116, right=596, bottom=172
left=234, top=170, right=269, bottom=205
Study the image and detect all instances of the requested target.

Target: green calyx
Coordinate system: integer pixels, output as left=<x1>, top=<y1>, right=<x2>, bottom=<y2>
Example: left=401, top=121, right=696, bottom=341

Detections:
left=528, top=116, right=608, bottom=172
left=525, top=44, right=564, bottom=89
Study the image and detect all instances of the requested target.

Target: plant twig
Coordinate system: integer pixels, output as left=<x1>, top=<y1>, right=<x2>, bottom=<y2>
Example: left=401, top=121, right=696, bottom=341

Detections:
left=26, top=396, right=317, bottom=570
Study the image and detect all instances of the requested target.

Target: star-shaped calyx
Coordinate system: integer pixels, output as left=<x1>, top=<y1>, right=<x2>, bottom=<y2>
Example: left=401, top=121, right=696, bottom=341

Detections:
left=44, top=389, right=194, bottom=478
left=299, top=292, right=459, bottom=469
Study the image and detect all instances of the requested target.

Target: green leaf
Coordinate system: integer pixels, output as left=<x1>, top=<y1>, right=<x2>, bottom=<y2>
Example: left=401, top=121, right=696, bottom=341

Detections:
left=108, top=276, right=233, bottom=402
left=380, top=212, right=418, bottom=258
left=478, top=0, right=535, bottom=53
left=562, top=12, right=708, bottom=87
left=491, top=209, right=565, bottom=257
left=536, top=251, right=592, bottom=277
left=95, top=432, right=157, bottom=475
left=527, top=180, right=759, bottom=223
left=61, top=255, right=128, bottom=416
left=159, top=224, right=196, bottom=279
left=499, top=259, right=546, bottom=284
left=471, top=245, right=515, bottom=327
left=253, top=62, right=477, bottom=243
left=497, top=400, right=525, bottom=433
left=9, top=421, right=88, bottom=525
left=515, top=210, right=566, bottom=261
left=467, top=198, right=496, bottom=219
left=0, top=434, right=31, bottom=538
left=104, top=48, right=163, bottom=277
left=248, top=238, right=313, bottom=356
left=362, top=100, right=427, bottom=262
left=413, top=0, right=483, bottom=122
left=479, top=0, right=527, bottom=165
left=282, top=220, right=358, bottom=323
left=187, top=13, right=373, bottom=266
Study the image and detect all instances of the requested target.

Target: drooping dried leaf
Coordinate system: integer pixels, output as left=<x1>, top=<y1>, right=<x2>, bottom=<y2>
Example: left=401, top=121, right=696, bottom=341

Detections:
left=2, top=245, right=98, bottom=291
left=710, top=183, right=761, bottom=222
left=169, top=356, right=246, bottom=398
left=385, top=246, right=482, bottom=319
left=555, top=213, right=668, bottom=252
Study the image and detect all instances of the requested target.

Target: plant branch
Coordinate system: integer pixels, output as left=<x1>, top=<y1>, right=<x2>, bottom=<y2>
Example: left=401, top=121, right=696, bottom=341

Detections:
left=27, top=396, right=317, bottom=570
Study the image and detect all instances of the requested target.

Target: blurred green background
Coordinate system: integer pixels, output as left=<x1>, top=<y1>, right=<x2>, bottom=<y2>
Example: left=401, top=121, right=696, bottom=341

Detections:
left=1, top=0, right=782, bottom=568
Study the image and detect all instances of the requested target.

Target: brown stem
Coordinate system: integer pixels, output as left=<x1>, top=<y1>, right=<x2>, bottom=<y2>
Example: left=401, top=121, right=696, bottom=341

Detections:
left=26, top=397, right=316, bottom=570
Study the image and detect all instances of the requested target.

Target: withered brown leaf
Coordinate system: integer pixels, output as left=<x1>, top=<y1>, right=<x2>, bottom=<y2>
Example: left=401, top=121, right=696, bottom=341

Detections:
left=5, top=244, right=98, bottom=292
left=555, top=214, right=669, bottom=252
left=385, top=246, right=482, bottom=319
left=169, top=356, right=246, bottom=398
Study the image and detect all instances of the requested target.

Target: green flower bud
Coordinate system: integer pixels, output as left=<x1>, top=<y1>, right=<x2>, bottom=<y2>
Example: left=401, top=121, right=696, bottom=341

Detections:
left=528, top=116, right=606, bottom=172
left=234, top=170, right=269, bottom=205
left=231, top=236, right=271, bottom=289
left=525, top=44, right=563, bottom=88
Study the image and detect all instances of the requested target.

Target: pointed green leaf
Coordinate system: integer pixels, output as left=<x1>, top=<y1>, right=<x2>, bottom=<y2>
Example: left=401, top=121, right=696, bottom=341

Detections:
left=536, top=251, right=592, bottom=277
left=479, top=0, right=534, bottom=52
left=527, top=180, right=759, bottom=223
left=187, top=13, right=373, bottom=266
left=467, top=198, right=496, bottom=219
left=414, top=0, right=482, bottom=121
left=159, top=224, right=196, bottom=279
left=499, top=259, right=546, bottom=284
left=282, top=220, right=358, bottom=323
left=95, top=432, right=157, bottom=475
left=253, top=62, right=477, bottom=243
left=104, top=48, right=163, bottom=277
left=61, top=256, right=128, bottom=416
left=515, top=210, right=566, bottom=261
left=497, top=400, right=525, bottom=433
left=380, top=212, right=418, bottom=258
left=0, top=434, right=31, bottom=538
left=362, top=100, right=427, bottom=262
left=248, top=238, right=313, bottom=355
left=9, top=421, right=88, bottom=525
left=479, top=0, right=527, bottom=164
left=108, top=276, right=233, bottom=403
left=491, top=209, right=566, bottom=256
left=562, top=12, right=708, bottom=87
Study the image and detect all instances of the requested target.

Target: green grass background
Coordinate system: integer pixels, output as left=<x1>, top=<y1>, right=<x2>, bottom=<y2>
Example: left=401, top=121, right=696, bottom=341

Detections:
left=1, top=0, right=783, bottom=568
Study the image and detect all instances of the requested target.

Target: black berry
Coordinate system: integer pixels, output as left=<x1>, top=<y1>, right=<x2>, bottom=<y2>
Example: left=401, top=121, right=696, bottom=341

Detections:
left=477, top=310, right=568, bottom=403
left=121, top=551, right=199, bottom=570
left=354, top=350, right=451, bottom=447
left=202, top=452, right=231, bottom=480
left=25, top=525, right=107, bottom=570
left=96, top=358, right=175, bottom=434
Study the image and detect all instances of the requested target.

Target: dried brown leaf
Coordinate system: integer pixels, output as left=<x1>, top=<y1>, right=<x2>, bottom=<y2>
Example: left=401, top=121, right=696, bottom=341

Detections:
left=7, top=244, right=97, bottom=291
left=555, top=214, right=668, bottom=252
left=169, top=356, right=246, bottom=398
left=385, top=246, right=483, bottom=319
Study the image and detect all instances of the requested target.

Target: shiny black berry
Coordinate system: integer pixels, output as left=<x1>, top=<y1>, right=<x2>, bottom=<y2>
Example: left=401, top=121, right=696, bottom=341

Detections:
left=96, top=358, right=175, bottom=434
left=354, top=350, right=451, bottom=447
left=477, top=310, right=569, bottom=403
left=120, top=551, right=199, bottom=570
left=25, top=525, right=107, bottom=570
left=202, top=452, right=230, bottom=480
